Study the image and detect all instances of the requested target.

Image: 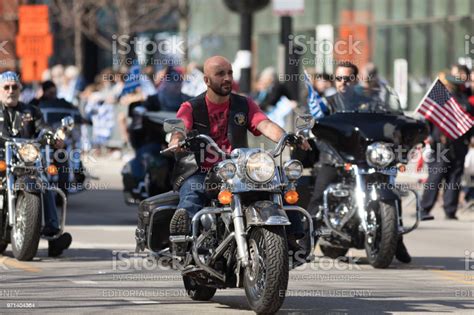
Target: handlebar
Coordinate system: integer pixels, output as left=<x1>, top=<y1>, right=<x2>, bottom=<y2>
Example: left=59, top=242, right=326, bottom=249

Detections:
left=160, top=134, right=228, bottom=157
left=270, top=133, right=303, bottom=157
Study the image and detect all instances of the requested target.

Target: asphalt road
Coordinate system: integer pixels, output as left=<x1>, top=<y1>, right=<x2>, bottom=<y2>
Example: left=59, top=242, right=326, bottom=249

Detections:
left=0, top=157, right=473, bottom=314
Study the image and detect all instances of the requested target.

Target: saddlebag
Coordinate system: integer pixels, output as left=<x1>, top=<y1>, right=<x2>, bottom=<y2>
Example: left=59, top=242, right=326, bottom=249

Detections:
left=136, top=191, right=180, bottom=252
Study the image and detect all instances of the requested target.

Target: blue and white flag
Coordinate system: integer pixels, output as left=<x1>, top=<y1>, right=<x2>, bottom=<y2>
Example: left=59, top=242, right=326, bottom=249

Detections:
left=121, top=63, right=141, bottom=96
left=304, top=70, right=326, bottom=119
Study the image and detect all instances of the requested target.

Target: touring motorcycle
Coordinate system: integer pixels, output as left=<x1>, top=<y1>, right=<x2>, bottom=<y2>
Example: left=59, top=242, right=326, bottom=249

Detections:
left=0, top=117, right=74, bottom=261
left=136, top=116, right=315, bottom=314
left=121, top=105, right=175, bottom=205
left=300, top=87, right=430, bottom=268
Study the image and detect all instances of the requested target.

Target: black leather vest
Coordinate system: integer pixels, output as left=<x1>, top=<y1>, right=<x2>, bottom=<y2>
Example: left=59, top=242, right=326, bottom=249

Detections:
left=171, top=92, right=249, bottom=190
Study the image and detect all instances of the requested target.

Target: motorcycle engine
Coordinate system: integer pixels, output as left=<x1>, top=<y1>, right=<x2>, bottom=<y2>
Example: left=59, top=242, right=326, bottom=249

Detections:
left=327, top=183, right=353, bottom=229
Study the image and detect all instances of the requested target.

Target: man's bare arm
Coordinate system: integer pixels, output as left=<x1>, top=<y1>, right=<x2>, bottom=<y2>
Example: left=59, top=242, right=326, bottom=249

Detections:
left=256, top=119, right=286, bottom=143
left=256, top=119, right=311, bottom=150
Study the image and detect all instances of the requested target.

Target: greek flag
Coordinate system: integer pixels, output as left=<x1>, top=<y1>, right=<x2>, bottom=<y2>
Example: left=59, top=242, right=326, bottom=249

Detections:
left=304, top=70, right=326, bottom=119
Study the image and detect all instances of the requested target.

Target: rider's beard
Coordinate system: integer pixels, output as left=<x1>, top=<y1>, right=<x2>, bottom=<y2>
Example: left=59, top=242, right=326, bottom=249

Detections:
left=209, top=79, right=232, bottom=97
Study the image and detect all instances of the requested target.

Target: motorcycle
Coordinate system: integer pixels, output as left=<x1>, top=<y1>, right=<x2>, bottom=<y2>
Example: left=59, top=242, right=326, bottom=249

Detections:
left=121, top=104, right=175, bottom=205
left=135, top=116, right=315, bottom=314
left=299, top=88, right=430, bottom=268
left=40, top=106, right=90, bottom=196
left=0, top=117, right=74, bottom=261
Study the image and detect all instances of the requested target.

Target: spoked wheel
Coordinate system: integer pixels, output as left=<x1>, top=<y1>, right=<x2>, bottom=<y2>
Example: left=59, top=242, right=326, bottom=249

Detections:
left=10, top=192, right=41, bottom=261
left=365, top=201, right=398, bottom=268
left=243, top=226, right=289, bottom=314
left=182, top=275, right=216, bottom=301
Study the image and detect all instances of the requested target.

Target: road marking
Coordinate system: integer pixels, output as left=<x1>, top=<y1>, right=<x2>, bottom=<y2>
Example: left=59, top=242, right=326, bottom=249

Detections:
left=0, top=256, right=42, bottom=273
left=431, top=270, right=472, bottom=285
left=126, top=299, right=160, bottom=305
left=70, top=280, right=98, bottom=285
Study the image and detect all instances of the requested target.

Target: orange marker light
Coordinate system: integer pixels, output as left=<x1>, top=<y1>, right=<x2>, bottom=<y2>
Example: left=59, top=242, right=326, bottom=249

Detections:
left=398, top=164, right=406, bottom=173
left=344, top=163, right=352, bottom=171
left=47, top=165, right=58, bottom=176
left=284, top=190, right=299, bottom=204
left=0, top=161, right=6, bottom=172
left=218, top=190, right=232, bottom=205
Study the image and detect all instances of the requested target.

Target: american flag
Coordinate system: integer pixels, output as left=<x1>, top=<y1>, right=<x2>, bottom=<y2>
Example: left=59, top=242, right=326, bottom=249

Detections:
left=415, top=78, right=474, bottom=139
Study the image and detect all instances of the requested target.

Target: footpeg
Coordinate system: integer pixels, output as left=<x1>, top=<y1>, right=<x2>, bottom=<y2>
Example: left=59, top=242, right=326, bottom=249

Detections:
left=169, top=235, right=191, bottom=256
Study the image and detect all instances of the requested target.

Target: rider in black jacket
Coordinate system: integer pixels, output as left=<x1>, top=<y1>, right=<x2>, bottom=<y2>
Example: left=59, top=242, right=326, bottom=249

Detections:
left=0, top=71, right=72, bottom=257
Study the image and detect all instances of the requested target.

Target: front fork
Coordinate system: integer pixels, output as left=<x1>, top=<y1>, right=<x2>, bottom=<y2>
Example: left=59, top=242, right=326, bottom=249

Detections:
left=353, top=165, right=368, bottom=233
left=6, top=143, right=16, bottom=226
left=231, top=195, right=250, bottom=267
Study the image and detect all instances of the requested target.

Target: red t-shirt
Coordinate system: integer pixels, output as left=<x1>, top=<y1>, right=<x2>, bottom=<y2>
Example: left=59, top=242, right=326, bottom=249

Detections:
left=177, top=95, right=268, bottom=168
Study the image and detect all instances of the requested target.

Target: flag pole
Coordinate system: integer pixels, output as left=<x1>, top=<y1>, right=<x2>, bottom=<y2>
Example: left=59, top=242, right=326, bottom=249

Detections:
left=413, top=77, right=439, bottom=114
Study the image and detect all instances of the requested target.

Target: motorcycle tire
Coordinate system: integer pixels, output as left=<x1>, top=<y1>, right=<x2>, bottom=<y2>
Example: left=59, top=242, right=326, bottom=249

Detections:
left=320, top=245, right=349, bottom=259
left=0, top=240, right=7, bottom=254
left=244, top=226, right=289, bottom=314
left=365, top=201, right=398, bottom=269
left=183, top=275, right=216, bottom=301
left=10, top=192, right=41, bottom=261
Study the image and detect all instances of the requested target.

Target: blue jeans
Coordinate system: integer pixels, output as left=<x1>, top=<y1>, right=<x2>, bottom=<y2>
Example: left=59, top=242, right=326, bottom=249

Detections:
left=177, top=172, right=303, bottom=237
left=43, top=190, right=59, bottom=229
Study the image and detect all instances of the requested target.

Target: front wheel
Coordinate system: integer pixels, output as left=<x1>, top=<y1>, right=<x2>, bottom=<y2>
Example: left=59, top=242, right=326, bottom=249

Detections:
left=365, top=201, right=398, bottom=268
left=183, top=275, right=216, bottom=301
left=10, top=191, right=42, bottom=261
left=244, top=226, right=289, bottom=314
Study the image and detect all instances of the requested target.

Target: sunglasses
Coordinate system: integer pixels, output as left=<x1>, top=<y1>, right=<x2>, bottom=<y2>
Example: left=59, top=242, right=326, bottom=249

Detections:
left=335, top=76, right=354, bottom=82
left=3, top=84, right=19, bottom=91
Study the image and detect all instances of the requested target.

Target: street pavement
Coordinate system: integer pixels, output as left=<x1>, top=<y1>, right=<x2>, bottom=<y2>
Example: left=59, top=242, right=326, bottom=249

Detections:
left=0, top=156, right=473, bottom=314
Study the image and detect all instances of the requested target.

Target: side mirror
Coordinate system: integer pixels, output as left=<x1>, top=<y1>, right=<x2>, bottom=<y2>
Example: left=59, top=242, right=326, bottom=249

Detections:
left=61, top=116, right=75, bottom=132
left=163, top=118, right=186, bottom=135
left=295, top=115, right=315, bottom=131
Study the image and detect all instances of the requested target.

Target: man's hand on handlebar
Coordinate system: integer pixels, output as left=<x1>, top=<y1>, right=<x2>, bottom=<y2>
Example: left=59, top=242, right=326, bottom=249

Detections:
left=299, top=138, right=311, bottom=151
left=167, top=132, right=186, bottom=153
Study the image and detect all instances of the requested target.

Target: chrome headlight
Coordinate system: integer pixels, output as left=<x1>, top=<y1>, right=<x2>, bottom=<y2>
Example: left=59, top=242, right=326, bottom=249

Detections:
left=366, top=142, right=395, bottom=168
left=245, top=152, right=275, bottom=183
left=216, top=160, right=236, bottom=180
left=18, top=144, right=40, bottom=163
left=283, top=160, right=303, bottom=180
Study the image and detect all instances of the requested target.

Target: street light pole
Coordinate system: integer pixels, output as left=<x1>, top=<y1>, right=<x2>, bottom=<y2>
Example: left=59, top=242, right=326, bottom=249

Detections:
left=239, top=12, right=252, bottom=94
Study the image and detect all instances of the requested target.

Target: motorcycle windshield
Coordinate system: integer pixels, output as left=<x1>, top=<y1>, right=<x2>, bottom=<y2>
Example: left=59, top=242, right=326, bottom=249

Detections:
left=328, top=84, right=403, bottom=114
left=313, top=84, right=428, bottom=163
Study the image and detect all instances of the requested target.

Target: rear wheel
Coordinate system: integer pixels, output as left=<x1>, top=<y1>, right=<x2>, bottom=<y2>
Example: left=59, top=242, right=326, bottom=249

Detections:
left=183, top=275, right=216, bottom=301
left=244, top=226, right=289, bottom=314
left=10, top=192, right=42, bottom=261
left=365, top=201, right=398, bottom=268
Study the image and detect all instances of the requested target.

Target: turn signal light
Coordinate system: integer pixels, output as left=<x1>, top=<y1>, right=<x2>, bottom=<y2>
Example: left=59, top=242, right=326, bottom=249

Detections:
left=218, top=190, right=232, bottom=205
left=398, top=164, right=406, bottom=173
left=284, top=190, right=299, bottom=204
left=0, top=160, right=6, bottom=172
left=47, top=165, right=58, bottom=176
left=344, top=163, right=352, bottom=171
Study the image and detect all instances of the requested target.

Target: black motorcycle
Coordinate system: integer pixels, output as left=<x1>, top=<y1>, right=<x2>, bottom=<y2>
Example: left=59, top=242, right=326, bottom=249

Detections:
left=121, top=104, right=175, bottom=205
left=0, top=117, right=74, bottom=261
left=135, top=116, right=315, bottom=314
left=40, top=106, right=89, bottom=196
left=299, top=90, right=430, bottom=268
